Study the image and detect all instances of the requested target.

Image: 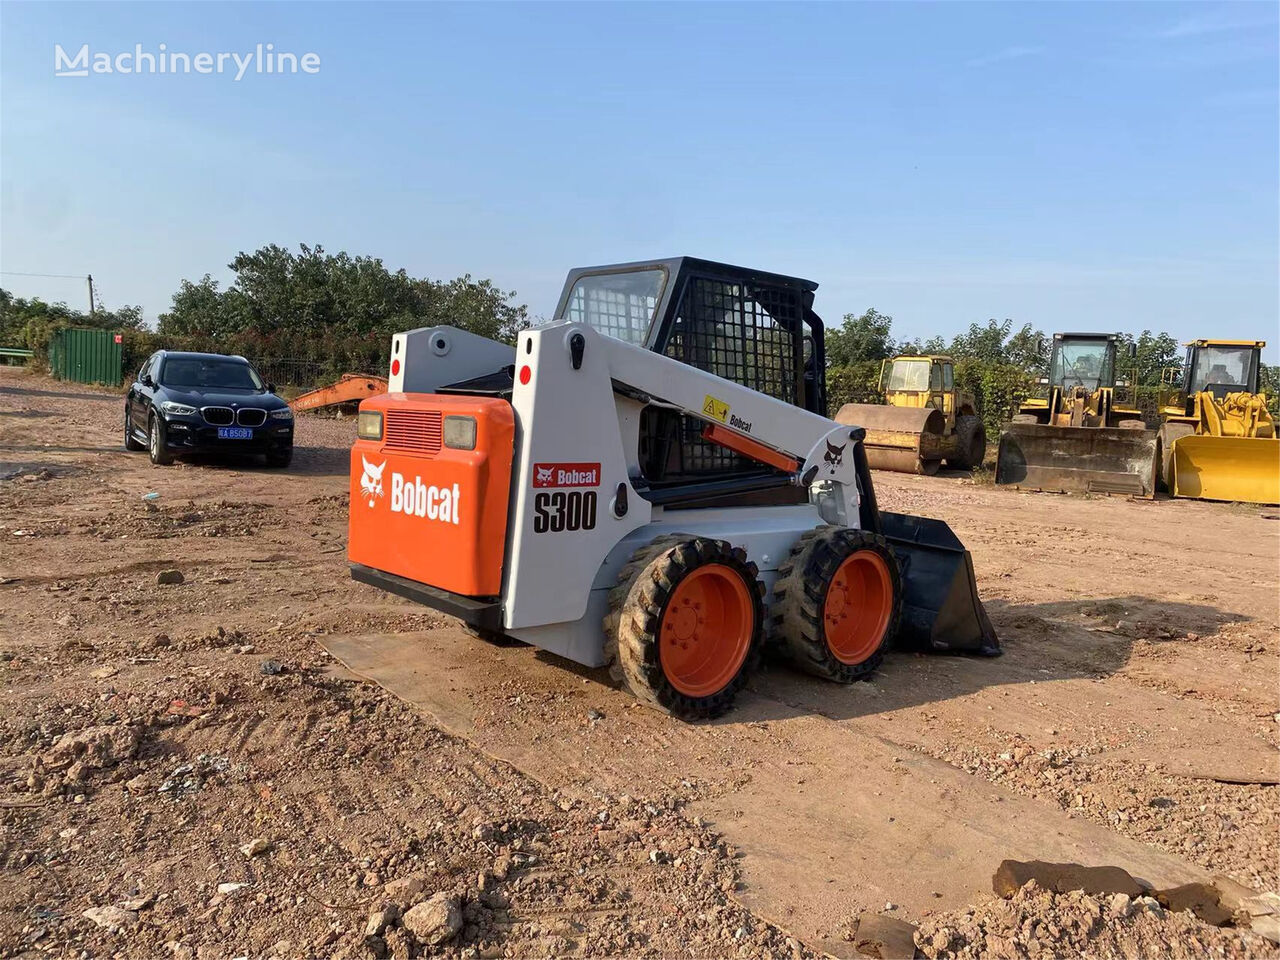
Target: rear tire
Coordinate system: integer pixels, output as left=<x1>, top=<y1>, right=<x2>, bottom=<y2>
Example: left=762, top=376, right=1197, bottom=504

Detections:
left=604, top=535, right=764, bottom=719
left=148, top=415, right=174, bottom=466
left=947, top=414, right=987, bottom=469
left=124, top=405, right=145, bottom=451
left=771, top=527, right=902, bottom=683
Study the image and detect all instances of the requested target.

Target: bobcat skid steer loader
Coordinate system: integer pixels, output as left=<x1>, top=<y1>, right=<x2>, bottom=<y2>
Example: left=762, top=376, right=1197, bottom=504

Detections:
left=348, top=258, right=997, bottom=718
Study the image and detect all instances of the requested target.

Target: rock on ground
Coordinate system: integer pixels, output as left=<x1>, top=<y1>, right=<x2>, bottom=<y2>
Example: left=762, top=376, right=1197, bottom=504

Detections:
left=916, top=880, right=1273, bottom=960
left=401, top=893, right=462, bottom=946
left=42, top=724, right=142, bottom=783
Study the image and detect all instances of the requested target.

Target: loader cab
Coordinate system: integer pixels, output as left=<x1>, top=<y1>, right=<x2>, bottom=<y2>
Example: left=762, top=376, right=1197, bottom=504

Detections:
left=1183, top=340, right=1262, bottom=400
left=555, top=257, right=827, bottom=502
left=1046, top=334, right=1118, bottom=393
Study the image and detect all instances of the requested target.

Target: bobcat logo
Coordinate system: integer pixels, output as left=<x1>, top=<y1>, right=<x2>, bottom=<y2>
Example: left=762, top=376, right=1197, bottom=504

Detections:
left=360, top=456, right=386, bottom=507
left=823, top=440, right=846, bottom=475
left=535, top=465, right=554, bottom=485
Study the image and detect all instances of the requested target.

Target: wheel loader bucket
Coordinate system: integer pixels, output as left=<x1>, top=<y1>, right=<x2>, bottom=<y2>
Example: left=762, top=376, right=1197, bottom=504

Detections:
left=836, top=404, right=946, bottom=475
left=995, top=423, right=1158, bottom=498
left=1170, top=435, right=1280, bottom=505
left=878, top=511, right=1000, bottom=656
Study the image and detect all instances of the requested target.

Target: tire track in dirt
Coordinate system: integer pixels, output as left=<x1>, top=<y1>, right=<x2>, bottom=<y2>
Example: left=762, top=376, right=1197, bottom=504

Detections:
left=321, top=627, right=1208, bottom=952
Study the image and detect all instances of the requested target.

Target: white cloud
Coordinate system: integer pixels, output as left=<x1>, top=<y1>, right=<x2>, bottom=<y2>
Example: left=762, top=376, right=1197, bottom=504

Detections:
left=1158, top=11, right=1277, bottom=39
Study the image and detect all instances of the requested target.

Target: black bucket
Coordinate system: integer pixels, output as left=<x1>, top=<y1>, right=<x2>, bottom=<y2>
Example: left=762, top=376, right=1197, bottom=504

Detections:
left=852, top=438, right=1000, bottom=656
left=995, top=423, right=1159, bottom=498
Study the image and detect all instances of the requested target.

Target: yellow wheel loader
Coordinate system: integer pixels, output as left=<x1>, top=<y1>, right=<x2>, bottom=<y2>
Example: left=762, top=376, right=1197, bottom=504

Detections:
left=995, top=332, right=1159, bottom=497
left=346, top=257, right=998, bottom=720
left=834, top=356, right=986, bottom=475
left=1158, top=339, right=1278, bottom=504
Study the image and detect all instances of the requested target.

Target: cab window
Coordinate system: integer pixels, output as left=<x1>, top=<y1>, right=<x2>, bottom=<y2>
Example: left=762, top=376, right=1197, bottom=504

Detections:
left=562, top=268, right=666, bottom=345
left=930, top=364, right=943, bottom=390
left=943, top=364, right=954, bottom=389
left=886, top=359, right=930, bottom=391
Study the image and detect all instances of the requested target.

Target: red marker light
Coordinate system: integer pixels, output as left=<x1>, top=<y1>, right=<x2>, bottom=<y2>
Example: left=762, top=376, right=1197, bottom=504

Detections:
left=518, top=365, right=531, bottom=385
left=391, top=359, right=401, bottom=376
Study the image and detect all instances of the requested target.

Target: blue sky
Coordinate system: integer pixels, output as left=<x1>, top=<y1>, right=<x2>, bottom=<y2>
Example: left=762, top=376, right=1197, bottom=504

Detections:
left=2, top=2, right=1277, bottom=358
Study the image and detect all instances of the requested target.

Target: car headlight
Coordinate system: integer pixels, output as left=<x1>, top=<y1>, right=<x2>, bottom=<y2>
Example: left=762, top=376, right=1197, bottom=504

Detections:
left=443, top=415, right=476, bottom=450
left=160, top=401, right=197, bottom=416
left=270, top=408, right=294, bottom=420
left=357, top=411, right=383, bottom=440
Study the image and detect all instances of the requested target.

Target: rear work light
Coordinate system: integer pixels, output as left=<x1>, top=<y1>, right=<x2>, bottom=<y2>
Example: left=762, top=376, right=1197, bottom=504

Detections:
left=357, top=411, right=383, bottom=440
left=443, top=415, right=476, bottom=450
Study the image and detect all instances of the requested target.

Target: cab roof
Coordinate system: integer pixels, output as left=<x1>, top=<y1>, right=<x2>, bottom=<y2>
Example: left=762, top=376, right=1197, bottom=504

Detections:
left=1185, top=339, right=1266, bottom=349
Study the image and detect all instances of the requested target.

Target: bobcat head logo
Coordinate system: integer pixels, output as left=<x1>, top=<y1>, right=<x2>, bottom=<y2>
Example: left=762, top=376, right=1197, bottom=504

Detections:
left=360, top=456, right=386, bottom=507
left=823, top=440, right=845, bottom=475
left=535, top=465, right=554, bottom=485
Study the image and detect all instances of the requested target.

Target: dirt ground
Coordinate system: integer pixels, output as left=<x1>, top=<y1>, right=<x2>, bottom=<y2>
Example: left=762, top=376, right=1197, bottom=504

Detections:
left=2, top=365, right=1277, bottom=959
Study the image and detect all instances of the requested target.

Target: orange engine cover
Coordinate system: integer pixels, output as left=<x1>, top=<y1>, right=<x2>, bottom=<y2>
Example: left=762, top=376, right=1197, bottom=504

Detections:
left=349, top=393, right=514, bottom=598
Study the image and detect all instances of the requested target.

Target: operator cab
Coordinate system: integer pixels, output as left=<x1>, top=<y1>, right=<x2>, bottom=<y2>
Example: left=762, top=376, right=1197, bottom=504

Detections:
left=552, top=258, right=828, bottom=505
left=1046, top=333, right=1119, bottom=393
left=1183, top=340, right=1262, bottom=400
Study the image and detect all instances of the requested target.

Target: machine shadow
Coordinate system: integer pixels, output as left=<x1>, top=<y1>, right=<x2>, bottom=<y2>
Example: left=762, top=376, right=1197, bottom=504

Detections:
left=176, top=442, right=350, bottom=478
left=722, top=594, right=1241, bottom=724
left=0, top=383, right=120, bottom=403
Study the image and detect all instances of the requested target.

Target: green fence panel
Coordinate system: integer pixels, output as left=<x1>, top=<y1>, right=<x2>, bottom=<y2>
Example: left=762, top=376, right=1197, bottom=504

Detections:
left=50, top=327, right=123, bottom=386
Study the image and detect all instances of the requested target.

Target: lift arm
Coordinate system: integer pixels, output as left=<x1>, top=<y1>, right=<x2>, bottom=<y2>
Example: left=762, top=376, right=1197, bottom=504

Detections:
left=578, top=323, right=866, bottom=524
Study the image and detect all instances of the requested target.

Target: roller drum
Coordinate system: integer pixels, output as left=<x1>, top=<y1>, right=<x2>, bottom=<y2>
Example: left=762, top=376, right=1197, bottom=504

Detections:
left=836, top=404, right=948, bottom=475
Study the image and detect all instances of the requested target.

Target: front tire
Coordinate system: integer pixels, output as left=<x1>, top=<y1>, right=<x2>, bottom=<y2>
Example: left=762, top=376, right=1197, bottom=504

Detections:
left=771, top=527, right=902, bottom=683
left=124, top=404, right=145, bottom=451
left=947, top=414, right=986, bottom=469
left=604, top=536, right=764, bottom=719
left=1158, top=423, right=1195, bottom=492
left=148, top=415, right=174, bottom=466
left=266, top=447, right=293, bottom=468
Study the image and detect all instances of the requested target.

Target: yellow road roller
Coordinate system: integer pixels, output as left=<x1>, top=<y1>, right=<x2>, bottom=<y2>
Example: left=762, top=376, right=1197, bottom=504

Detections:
left=836, top=355, right=986, bottom=475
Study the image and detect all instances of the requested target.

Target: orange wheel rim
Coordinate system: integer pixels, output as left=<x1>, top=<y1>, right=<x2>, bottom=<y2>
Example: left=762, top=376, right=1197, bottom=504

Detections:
left=823, top=550, right=893, bottom=665
left=659, top=563, right=753, bottom=698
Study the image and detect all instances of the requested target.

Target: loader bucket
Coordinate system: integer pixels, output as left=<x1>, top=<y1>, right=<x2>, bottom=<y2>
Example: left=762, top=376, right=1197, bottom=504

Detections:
left=878, top=511, right=1000, bottom=656
left=995, top=423, right=1159, bottom=498
left=836, top=403, right=946, bottom=475
left=1170, top=435, right=1280, bottom=505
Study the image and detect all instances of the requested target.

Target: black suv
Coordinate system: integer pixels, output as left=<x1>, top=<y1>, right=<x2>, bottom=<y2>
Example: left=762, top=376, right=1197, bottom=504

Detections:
left=125, top=351, right=294, bottom=467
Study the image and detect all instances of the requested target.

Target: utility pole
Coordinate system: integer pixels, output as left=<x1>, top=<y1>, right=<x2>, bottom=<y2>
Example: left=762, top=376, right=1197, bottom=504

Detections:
left=87, top=275, right=95, bottom=318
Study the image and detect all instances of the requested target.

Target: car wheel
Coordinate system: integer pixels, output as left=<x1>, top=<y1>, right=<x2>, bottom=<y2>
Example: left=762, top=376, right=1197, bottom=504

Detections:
left=266, top=447, right=293, bottom=469
left=149, top=415, right=174, bottom=466
left=124, top=404, right=145, bottom=451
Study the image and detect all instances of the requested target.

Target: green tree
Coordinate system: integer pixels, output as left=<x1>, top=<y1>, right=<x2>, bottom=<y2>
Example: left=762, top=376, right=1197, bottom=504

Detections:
left=825, top=308, right=896, bottom=366
left=157, top=244, right=529, bottom=378
left=0, top=289, right=145, bottom=369
left=1117, top=330, right=1181, bottom=384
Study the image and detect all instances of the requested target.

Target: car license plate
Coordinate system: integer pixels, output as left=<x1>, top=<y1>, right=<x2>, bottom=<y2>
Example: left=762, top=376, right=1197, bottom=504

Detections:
left=217, top=427, right=253, bottom=440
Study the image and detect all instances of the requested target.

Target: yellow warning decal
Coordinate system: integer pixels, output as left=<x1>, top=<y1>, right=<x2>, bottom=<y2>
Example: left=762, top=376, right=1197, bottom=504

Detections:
left=702, top=394, right=730, bottom=423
